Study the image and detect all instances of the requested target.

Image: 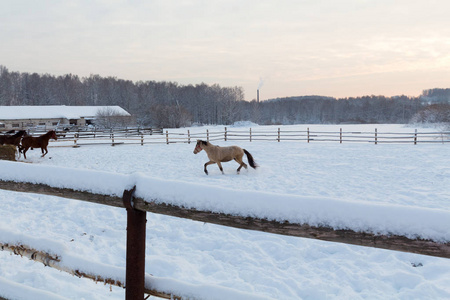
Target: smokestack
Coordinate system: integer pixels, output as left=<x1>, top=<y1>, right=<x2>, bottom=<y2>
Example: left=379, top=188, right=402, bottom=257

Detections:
left=257, top=89, right=260, bottom=102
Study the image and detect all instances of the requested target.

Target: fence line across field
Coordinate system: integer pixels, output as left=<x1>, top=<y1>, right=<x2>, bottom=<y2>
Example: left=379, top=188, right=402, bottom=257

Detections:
left=43, top=127, right=450, bottom=147
left=1, top=175, right=449, bottom=299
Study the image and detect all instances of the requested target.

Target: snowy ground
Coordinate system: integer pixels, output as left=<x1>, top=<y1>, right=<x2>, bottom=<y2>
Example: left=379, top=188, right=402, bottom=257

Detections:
left=0, top=124, right=449, bottom=299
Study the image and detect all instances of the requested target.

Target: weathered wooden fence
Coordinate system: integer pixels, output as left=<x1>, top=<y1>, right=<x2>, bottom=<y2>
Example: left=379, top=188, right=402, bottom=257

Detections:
left=0, top=176, right=449, bottom=299
left=192, top=127, right=450, bottom=144
left=44, top=127, right=450, bottom=147
left=25, top=127, right=163, bottom=147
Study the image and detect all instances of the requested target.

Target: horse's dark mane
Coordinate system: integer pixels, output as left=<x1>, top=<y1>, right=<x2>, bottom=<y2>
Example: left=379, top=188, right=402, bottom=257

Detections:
left=34, top=130, right=56, bottom=141
left=43, top=130, right=55, bottom=136
left=11, top=130, right=27, bottom=138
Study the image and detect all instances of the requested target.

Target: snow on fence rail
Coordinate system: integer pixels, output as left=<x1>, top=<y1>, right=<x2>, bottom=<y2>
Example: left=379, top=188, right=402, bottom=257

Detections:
left=0, top=161, right=449, bottom=299
left=190, top=127, right=449, bottom=144
left=43, top=127, right=450, bottom=147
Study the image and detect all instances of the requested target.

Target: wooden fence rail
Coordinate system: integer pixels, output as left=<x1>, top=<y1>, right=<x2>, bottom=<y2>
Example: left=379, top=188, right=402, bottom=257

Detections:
left=44, top=127, right=450, bottom=147
left=1, top=178, right=449, bottom=299
left=0, top=242, right=179, bottom=299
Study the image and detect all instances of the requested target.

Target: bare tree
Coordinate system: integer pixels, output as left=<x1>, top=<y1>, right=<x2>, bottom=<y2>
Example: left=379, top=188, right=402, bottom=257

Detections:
left=95, top=107, right=133, bottom=129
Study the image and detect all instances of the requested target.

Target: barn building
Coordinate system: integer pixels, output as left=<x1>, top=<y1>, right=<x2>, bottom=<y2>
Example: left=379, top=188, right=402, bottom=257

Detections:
left=0, top=105, right=131, bottom=131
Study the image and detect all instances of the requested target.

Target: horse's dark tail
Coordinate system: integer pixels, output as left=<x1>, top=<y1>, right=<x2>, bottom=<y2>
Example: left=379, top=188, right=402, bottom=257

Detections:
left=243, top=149, right=258, bottom=169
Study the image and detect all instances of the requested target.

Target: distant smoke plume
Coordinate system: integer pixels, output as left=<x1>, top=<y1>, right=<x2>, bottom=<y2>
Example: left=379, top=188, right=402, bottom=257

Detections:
left=257, top=77, right=264, bottom=90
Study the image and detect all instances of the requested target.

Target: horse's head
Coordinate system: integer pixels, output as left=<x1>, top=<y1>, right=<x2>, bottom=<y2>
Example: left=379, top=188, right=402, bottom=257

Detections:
left=193, top=140, right=206, bottom=154
left=17, top=130, right=27, bottom=137
left=50, top=130, right=58, bottom=140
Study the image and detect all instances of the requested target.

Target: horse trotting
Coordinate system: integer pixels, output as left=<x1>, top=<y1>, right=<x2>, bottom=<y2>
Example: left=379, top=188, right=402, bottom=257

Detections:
left=21, top=130, right=58, bottom=159
left=193, top=140, right=258, bottom=175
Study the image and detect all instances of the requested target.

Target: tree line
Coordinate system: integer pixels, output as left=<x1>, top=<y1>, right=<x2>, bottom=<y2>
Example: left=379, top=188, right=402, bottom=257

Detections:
left=0, top=65, right=448, bottom=127
left=0, top=65, right=244, bottom=127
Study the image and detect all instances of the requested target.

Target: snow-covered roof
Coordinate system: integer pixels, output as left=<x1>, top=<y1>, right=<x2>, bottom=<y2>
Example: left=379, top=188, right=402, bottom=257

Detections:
left=0, top=106, right=130, bottom=120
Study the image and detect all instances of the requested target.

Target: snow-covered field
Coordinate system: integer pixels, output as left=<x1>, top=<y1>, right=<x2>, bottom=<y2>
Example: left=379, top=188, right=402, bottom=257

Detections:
left=0, top=124, right=449, bottom=300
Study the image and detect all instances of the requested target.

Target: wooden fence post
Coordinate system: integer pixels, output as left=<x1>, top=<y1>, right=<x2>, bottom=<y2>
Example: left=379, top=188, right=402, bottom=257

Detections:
left=340, top=128, right=342, bottom=144
left=224, top=127, right=227, bottom=141
left=111, top=133, right=115, bottom=145
left=207, top=129, right=209, bottom=142
left=307, top=128, right=310, bottom=143
left=375, top=128, right=378, bottom=145
left=414, top=129, right=417, bottom=145
left=140, top=134, right=144, bottom=146
left=188, top=130, right=191, bottom=144
left=250, top=128, right=252, bottom=142
left=166, top=131, right=169, bottom=144
left=277, top=128, right=280, bottom=142
left=123, top=186, right=147, bottom=300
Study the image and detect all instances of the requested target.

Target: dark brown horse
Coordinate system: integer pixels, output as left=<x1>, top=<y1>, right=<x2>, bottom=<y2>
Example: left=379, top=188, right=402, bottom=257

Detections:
left=21, top=130, right=58, bottom=159
left=0, top=130, right=27, bottom=154
left=193, top=140, right=258, bottom=175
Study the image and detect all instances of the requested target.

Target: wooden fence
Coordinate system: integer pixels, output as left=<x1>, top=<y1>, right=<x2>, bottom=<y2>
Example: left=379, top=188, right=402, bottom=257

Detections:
left=31, top=127, right=164, bottom=147
left=43, top=127, right=450, bottom=147
left=0, top=175, right=449, bottom=299
left=171, top=127, right=450, bottom=144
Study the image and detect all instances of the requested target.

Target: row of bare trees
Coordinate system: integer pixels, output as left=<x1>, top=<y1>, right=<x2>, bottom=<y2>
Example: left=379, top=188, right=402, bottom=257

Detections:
left=1, top=65, right=449, bottom=127
left=242, top=95, right=426, bottom=125
left=0, top=66, right=244, bottom=128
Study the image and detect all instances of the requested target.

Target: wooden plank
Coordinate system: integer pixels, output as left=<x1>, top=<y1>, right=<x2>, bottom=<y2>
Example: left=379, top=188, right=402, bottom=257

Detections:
left=0, top=180, right=124, bottom=208
left=0, top=179, right=449, bottom=258
left=134, top=200, right=450, bottom=259
left=0, top=242, right=181, bottom=300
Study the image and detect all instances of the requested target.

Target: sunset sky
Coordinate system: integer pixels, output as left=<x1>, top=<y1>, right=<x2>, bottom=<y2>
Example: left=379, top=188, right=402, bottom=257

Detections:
left=2, top=0, right=450, bottom=101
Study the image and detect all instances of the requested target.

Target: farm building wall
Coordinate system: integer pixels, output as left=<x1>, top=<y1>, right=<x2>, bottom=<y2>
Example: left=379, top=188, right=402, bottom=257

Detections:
left=0, top=105, right=131, bottom=132
left=0, top=118, right=68, bottom=131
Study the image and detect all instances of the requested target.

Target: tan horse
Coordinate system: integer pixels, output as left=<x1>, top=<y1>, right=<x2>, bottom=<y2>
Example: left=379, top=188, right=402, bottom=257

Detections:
left=193, top=140, right=258, bottom=175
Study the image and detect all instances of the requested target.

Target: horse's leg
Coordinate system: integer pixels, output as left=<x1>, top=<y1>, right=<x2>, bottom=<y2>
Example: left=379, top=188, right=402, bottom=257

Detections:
left=234, top=155, right=247, bottom=174
left=23, top=147, right=29, bottom=159
left=204, top=161, right=216, bottom=175
left=216, top=162, right=224, bottom=174
left=236, top=162, right=247, bottom=174
left=41, top=146, right=48, bottom=157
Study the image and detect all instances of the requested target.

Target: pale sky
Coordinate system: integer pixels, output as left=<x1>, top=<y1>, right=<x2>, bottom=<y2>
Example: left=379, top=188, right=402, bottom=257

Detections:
left=1, top=0, right=450, bottom=101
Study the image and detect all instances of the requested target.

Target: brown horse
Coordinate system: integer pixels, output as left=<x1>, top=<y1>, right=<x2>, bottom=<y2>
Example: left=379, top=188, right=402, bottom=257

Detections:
left=193, top=140, right=258, bottom=175
left=0, top=130, right=27, bottom=154
left=0, top=130, right=27, bottom=146
left=21, top=130, right=58, bottom=159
